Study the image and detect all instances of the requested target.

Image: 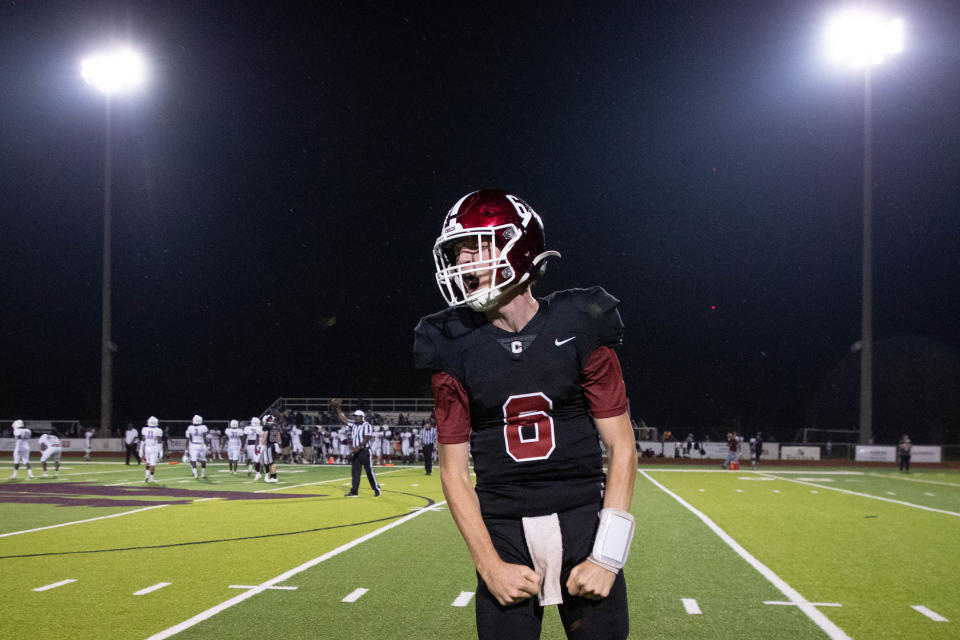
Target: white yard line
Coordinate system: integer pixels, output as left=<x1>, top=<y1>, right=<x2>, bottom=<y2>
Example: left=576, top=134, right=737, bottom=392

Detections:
left=254, top=469, right=406, bottom=493
left=144, top=499, right=447, bottom=639
left=911, top=605, right=949, bottom=622
left=33, top=579, right=76, bottom=592
left=53, top=469, right=143, bottom=478
left=0, top=504, right=171, bottom=539
left=681, top=598, right=702, bottom=614
left=452, top=591, right=475, bottom=607
left=867, top=473, right=960, bottom=488
left=642, top=469, right=741, bottom=473
left=761, top=474, right=960, bottom=518
left=641, top=469, right=864, bottom=475
left=341, top=588, right=368, bottom=602
left=134, top=583, right=172, bottom=596
left=760, top=471, right=863, bottom=475
left=229, top=585, right=297, bottom=591
left=640, top=471, right=852, bottom=640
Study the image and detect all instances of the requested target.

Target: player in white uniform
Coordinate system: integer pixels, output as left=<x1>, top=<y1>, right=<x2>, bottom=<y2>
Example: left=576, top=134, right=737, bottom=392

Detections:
left=289, top=425, right=304, bottom=463
left=224, top=419, right=243, bottom=474
left=243, top=417, right=263, bottom=478
left=185, top=415, right=209, bottom=479
left=400, top=429, right=412, bottom=464
left=38, top=432, right=62, bottom=478
left=208, top=427, right=222, bottom=460
left=140, top=417, right=164, bottom=482
left=83, top=427, right=95, bottom=461
left=329, top=429, right=341, bottom=464
left=339, top=426, right=351, bottom=463
left=9, top=420, right=34, bottom=479
left=371, top=426, right=383, bottom=465
left=380, top=427, right=393, bottom=463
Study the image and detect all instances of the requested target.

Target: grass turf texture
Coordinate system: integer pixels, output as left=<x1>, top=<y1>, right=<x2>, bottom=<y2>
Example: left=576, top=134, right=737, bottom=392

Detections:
left=1, top=462, right=957, bottom=639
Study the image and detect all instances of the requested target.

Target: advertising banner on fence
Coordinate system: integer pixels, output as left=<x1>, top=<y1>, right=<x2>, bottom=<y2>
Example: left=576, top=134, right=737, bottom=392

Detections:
left=855, top=445, right=896, bottom=462
left=908, top=445, right=942, bottom=463
left=637, top=441, right=780, bottom=460
left=780, top=445, right=821, bottom=460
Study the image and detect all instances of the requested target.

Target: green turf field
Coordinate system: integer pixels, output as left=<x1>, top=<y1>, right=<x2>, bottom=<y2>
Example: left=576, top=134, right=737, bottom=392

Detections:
left=2, top=461, right=958, bottom=639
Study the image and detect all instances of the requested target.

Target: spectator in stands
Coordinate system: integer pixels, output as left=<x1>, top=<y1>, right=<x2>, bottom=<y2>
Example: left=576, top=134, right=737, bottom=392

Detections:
left=898, top=435, right=912, bottom=473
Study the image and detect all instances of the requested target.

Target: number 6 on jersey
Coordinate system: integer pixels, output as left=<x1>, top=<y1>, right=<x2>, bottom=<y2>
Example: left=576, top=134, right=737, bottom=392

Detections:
left=502, top=392, right=556, bottom=461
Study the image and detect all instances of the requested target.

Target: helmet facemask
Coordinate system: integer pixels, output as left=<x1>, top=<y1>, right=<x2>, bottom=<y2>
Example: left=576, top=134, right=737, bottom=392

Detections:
left=434, top=223, right=523, bottom=311
left=433, top=190, right=560, bottom=312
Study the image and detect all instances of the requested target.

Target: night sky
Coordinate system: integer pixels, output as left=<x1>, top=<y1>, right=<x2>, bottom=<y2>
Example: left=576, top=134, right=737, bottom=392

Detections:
left=2, top=1, right=959, bottom=443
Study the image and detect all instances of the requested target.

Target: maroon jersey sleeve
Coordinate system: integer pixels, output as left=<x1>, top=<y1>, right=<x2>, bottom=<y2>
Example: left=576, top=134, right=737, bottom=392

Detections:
left=581, top=346, right=627, bottom=419
left=431, top=372, right=471, bottom=444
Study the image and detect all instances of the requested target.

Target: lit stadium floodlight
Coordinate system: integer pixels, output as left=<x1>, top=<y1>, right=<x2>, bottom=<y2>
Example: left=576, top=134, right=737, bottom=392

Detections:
left=819, top=9, right=905, bottom=445
left=80, top=46, right=149, bottom=437
left=81, top=47, right=147, bottom=94
left=823, top=9, right=904, bottom=68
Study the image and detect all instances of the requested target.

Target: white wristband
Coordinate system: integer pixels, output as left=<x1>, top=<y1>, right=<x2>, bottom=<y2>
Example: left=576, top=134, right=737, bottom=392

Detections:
left=588, top=508, right=635, bottom=573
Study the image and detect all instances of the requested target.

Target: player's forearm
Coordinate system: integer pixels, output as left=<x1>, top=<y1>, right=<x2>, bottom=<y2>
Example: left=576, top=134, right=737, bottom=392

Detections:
left=597, top=415, right=637, bottom=513
left=440, top=461, right=500, bottom=574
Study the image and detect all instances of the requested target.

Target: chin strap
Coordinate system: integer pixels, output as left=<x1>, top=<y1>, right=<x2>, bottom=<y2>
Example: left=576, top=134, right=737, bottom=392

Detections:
left=587, top=508, right=635, bottom=574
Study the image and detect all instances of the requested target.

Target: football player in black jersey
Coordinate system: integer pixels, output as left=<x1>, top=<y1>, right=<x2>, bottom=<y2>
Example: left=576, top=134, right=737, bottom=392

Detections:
left=414, top=190, right=637, bottom=639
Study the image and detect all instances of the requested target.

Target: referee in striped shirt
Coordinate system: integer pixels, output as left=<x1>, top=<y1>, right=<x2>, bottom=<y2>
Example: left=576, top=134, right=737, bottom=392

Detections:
left=421, top=417, right=437, bottom=476
left=345, top=410, right=380, bottom=497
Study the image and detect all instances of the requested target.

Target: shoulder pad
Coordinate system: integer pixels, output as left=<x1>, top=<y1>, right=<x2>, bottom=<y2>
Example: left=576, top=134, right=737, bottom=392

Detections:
left=413, top=307, right=485, bottom=375
left=543, top=286, right=624, bottom=352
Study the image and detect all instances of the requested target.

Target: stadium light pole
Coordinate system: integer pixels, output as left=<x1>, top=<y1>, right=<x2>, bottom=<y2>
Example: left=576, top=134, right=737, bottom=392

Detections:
left=822, top=10, right=903, bottom=445
left=81, top=47, right=147, bottom=437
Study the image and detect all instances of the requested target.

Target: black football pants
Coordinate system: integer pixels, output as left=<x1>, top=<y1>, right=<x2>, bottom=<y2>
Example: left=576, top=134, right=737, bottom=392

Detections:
left=125, top=442, right=141, bottom=465
left=423, top=443, right=435, bottom=475
left=475, top=501, right=629, bottom=640
left=350, top=447, right=379, bottom=494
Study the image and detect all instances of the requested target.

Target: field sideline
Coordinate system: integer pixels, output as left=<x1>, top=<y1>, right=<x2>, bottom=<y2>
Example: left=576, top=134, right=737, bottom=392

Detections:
left=2, top=461, right=958, bottom=639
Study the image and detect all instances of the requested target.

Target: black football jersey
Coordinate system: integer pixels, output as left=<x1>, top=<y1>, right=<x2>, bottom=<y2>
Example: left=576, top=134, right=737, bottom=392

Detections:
left=268, top=426, right=282, bottom=445
left=414, top=286, right=624, bottom=518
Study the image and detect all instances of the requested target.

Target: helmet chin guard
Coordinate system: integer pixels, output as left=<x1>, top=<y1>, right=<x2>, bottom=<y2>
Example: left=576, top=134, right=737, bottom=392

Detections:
left=433, top=190, right=559, bottom=311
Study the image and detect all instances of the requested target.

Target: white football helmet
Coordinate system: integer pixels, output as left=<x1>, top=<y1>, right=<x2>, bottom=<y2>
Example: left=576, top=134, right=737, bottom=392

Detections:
left=192, top=415, right=203, bottom=425
left=251, top=417, right=262, bottom=427
left=147, top=416, right=159, bottom=427
left=264, top=415, right=276, bottom=425
left=12, top=419, right=24, bottom=429
left=229, top=419, right=239, bottom=429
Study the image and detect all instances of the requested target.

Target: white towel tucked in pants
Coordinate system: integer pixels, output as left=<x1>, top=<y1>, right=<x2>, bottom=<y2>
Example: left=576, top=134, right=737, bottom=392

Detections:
left=521, top=512, right=564, bottom=606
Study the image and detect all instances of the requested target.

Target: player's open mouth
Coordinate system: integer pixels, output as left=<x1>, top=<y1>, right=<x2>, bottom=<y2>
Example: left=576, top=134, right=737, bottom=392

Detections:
left=463, top=274, right=480, bottom=291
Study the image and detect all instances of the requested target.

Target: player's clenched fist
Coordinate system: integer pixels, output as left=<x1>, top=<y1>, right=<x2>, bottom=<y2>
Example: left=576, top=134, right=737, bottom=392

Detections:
left=481, top=560, right=541, bottom=606
left=565, top=559, right=616, bottom=600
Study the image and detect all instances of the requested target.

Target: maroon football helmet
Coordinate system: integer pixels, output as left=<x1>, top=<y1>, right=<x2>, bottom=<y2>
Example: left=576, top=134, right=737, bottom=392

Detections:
left=433, top=190, right=560, bottom=311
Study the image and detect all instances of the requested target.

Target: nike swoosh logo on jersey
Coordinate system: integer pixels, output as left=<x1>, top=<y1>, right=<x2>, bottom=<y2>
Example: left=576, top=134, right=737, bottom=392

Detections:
left=554, top=337, right=576, bottom=346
